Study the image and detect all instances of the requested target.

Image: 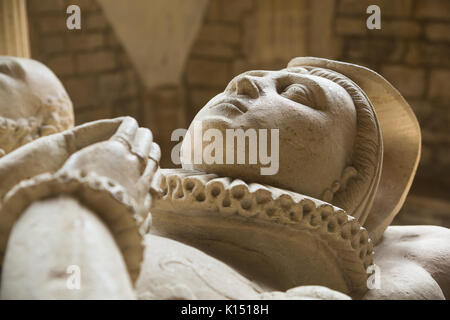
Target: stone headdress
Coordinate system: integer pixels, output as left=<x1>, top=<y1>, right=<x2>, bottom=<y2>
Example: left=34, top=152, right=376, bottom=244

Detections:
left=287, top=57, right=421, bottom=244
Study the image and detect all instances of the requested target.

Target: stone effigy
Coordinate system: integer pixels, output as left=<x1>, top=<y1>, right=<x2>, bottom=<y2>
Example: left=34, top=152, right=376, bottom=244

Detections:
left=148, top=57, right=449, bottom=300
left=0, top=57, right=160, bottom=299
left=0, top=56, right=449, bottom=300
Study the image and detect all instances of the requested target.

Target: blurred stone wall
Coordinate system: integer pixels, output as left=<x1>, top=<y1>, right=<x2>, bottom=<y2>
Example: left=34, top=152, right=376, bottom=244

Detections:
left=26, top=0, right=146, bottom=126
left=334, top=0, right=450, bottom=191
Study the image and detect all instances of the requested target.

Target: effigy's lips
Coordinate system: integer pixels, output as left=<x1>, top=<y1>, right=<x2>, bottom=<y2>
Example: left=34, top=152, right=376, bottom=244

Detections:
left=151, top=168, right=374, bottom=299
left=288, top=57, right=421, bottom=245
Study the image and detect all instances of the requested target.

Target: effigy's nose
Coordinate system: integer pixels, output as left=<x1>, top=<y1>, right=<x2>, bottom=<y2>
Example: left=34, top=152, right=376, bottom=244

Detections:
left=234, top=76, right=260, bottom=99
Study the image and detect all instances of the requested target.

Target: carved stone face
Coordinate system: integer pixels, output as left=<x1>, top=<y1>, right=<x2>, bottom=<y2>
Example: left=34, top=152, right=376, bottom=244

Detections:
left=0, top=57, right=74, bottom=157
left=181, top=68, right=357, bottom=199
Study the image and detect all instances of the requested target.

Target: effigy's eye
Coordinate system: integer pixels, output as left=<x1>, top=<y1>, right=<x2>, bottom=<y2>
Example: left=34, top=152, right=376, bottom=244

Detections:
left=280, top=84, right=316, bottom=108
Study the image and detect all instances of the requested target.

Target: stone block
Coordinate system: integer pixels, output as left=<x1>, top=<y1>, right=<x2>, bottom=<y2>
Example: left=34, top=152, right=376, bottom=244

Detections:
left=345, top=39, right=406, bottom=63
left=429, top=69, right=450, bottom=101
left=381, top=65, right=425, bottom=98
left=41, top=35, right=65, bottom=54
left=84, top=12, right=109, bottom=30
left=379, top=20, right=421, bottom=38
left=189, top=88, right=221, bottom=113
left=335, top=17, right=367, bottom=36
left=197, top=23, right=240, bottom=46
left=75, top=105, right=112, bottom=125
left=186, top=59, right=230, bottom=87
left=338, top=0, right=413, bottom=17
left=29, top=0, right=65, bottom=13
left=405, top=43, right=450, bottom=67
left=46, top=54, right=75, bottom=76
left=425, top=23, right=450, bottom=42
left=68, top=32, right=104, bottom=51
left=64, top=76, right=99, bottom=109
left=38, top=15, right=66, bottom=34
left=221, top=0, right=253, bottom=22
left=67, top=0, right=100, bottom=12
left=416, top=0, right=450, bottom=20
left=98, top=72, right=127, bottom=101
left=191, top=42, right=238, bottom=59
left=76, top=51, right=117, bottom=73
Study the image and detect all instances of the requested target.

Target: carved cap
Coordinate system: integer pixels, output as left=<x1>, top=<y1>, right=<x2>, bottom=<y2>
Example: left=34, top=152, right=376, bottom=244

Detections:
left=288, top=57, right=421, bottom=244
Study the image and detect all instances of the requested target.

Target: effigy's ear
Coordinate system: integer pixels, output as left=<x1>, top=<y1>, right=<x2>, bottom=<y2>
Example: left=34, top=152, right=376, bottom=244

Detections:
left=288, top=57, right=421, bottom=244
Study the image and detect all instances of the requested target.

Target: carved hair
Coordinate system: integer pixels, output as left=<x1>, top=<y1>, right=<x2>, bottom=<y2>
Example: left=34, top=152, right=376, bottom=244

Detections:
left=285, top=66, right=382, bottom=222
left=0, top=96, right=74, bottom=157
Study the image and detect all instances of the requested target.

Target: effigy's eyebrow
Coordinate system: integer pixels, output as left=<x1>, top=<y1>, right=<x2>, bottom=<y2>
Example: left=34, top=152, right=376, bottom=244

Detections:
left=275, top=72, right=322, bottom=92
left=275, top=72, right=330, bottom=109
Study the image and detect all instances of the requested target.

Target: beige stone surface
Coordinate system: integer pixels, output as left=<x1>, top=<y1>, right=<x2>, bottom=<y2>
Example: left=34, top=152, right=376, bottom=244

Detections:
left=381, top=65, right=425, bottom=99
left=0, top=55, right=449, bottom=301
left=363, top=226, right=450, bottom=300
left=260, top=286, right=350, bottom=300
left=137, top=234, right=351, bottom=300
left=1, top=196, right=135, bottom=299
left=136, top=234, right=262, bottom=300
